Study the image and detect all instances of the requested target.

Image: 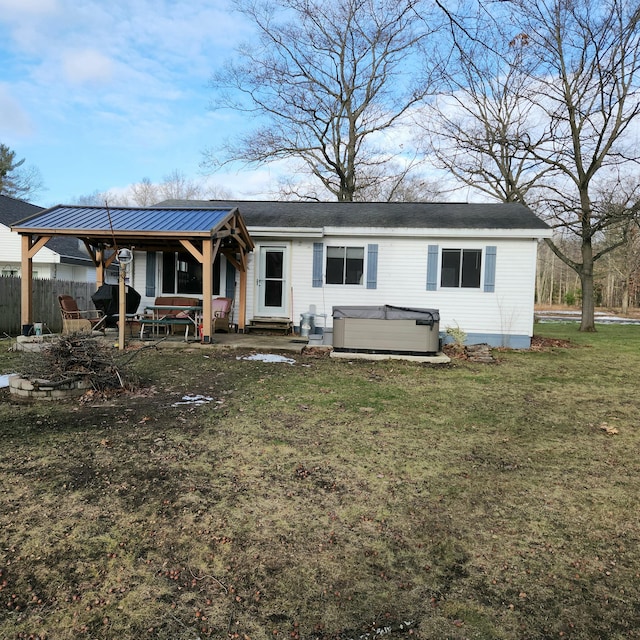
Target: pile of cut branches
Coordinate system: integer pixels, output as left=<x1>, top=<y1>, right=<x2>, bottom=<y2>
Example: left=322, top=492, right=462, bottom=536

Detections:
left=20, top=333, right=136, bottom=392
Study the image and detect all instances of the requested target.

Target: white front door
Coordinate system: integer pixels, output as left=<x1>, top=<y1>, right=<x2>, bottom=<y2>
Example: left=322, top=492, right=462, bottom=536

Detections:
left=256, top=244, right=289, bottom=317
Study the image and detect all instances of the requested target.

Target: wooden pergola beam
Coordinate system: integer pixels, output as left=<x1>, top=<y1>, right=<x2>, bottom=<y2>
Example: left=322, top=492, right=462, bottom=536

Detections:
left=179, top=239, right=204, bottom=263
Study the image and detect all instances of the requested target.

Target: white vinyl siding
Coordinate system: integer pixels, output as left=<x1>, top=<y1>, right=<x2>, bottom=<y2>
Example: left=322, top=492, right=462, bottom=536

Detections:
left=132, top=230, right=542, bottom=343
left=247, top=234, right=540, bottom=342
left=0, top=224, right=96, bottom=282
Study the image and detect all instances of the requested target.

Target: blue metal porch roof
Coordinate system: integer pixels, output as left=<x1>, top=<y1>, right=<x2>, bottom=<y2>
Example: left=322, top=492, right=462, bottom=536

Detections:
left=12, top=205, right=236, bottom=234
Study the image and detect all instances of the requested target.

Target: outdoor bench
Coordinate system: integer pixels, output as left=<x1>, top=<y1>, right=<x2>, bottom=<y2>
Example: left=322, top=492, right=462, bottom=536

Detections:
left=140, top=296, right=201, bottom=340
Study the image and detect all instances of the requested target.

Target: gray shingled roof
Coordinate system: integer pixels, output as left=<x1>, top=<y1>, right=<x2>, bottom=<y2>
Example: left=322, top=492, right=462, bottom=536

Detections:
left=0, top=195, right=93, bottom=264
left=156, top=199, right=550, bottom=230
left=0, top=194, right=42, bottom=226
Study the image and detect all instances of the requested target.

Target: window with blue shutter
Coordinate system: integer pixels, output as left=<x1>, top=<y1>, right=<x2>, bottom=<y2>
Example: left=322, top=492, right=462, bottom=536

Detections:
left=484, top=246, right=497, bottom=292
left=426, top=245, right=438, bottom=291
left=366, top=244, right=378, bottom=289
left=312, top=243, right=323, bottom=287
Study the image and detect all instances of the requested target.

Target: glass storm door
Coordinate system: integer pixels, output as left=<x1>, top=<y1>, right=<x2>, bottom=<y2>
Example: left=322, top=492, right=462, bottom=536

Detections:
left=257, top=245, right=288, bottom=316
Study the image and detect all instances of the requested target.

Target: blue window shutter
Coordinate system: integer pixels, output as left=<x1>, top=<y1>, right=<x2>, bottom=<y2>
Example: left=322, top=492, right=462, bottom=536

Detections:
left=225, top=260, right=236, bottom=299
left=366, top=244, right=378, bottom=289
left=426, top=245, right=438, bottom=291
left=312, top=243, right=323, bottom=287
left=145, top=252, right=156, bottom=297
left=484, top=246, right=497, bottom=292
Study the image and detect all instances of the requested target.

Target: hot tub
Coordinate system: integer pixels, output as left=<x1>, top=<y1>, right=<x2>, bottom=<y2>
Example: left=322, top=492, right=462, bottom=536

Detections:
left=332, top=305, right=440, bottom=355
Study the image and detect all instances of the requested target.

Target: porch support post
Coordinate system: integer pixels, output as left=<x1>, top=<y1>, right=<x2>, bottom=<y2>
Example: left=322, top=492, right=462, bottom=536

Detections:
left=20, top=235, right=33, bottom=327
left=201, top=239, right=214, bottom=343
left=239, top=267, right=247, bottom=331
left=83, top=242, right=115, bottom=287
left=96, top=247, right=105, bottom=288
left=225, top=251, right=249, bottom=332
left=19, top=233, right=50, bottom=327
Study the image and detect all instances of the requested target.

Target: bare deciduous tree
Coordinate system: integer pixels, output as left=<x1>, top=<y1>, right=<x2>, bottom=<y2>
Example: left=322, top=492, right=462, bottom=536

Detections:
left=595, top=184, right=640, bottom=311
left=129, top=177, right=158, bottom=207
left=0, top=143, right=44, bottom=201
left=205, top=0, right=442, bottom=201
left=71, top=171, right=233, bottom=207
left=419, top=22, right=552, bottom=205
left=425, top=0, right=640, bottom=331
left=157, top=169, right=208, bottom=201
left=354, top=169, right=444, bottom=202
left=71, top=190, right=130, bottom=207
left=275, top=160, right=444, bottom=202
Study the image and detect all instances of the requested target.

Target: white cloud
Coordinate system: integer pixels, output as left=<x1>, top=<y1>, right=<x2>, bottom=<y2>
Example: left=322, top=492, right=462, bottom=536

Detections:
left=0, top=0, right=61, bottom=51
left=211, top=159, right=298, bottom=199
left=61, top=48, right=114, bottom=85
left=0, top=0, right=58, bottom=16
left=0, top=85, right=34, bottom=138
left=0, top=0, right=265, bottom=202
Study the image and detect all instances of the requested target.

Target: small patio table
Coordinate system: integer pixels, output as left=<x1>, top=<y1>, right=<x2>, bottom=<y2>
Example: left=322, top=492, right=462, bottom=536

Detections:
left=140, top=305, right=203, bottom=341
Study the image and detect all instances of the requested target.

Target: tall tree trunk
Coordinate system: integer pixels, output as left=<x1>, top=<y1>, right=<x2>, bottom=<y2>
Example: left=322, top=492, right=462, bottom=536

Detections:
left=580, top=240, right=596, bottom=332
left=622, top=279, right=630, bottom=315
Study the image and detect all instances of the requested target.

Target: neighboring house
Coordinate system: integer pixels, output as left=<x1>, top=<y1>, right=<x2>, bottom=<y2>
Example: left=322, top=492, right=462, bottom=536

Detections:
left=147, top=200, right=552, bottom=348
left=0, top=194, right=96, bottom=281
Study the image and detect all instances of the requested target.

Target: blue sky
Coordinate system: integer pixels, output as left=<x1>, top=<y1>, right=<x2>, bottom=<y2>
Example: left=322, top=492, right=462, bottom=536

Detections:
left=0, top=0, right=283, bottom=206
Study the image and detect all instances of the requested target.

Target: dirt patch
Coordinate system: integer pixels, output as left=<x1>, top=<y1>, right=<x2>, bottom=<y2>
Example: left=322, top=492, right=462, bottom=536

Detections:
left=530, top=335, right=576, bottom=350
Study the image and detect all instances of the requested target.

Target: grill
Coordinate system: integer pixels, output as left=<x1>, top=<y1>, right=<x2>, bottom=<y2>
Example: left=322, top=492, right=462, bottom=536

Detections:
left=91, top=284, right=141, bottom=327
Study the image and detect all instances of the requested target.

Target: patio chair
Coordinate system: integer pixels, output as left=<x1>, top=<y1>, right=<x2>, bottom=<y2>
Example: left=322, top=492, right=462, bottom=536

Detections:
left=212, top=297, right=233, bottom=333
left=58, top=294, right=106, bottom=334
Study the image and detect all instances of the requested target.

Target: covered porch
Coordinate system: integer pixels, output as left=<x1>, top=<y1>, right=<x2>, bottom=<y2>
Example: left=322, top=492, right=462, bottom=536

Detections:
left=11, top=204, right=254, bottom=344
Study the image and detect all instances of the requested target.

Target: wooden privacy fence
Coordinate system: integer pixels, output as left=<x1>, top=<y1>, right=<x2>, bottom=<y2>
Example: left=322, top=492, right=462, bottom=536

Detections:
left=0, top=277, right=98, bottom=335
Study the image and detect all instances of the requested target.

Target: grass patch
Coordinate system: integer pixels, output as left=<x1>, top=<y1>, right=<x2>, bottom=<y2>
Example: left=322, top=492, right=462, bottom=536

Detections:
left=0, top=323, right=639, bottom=638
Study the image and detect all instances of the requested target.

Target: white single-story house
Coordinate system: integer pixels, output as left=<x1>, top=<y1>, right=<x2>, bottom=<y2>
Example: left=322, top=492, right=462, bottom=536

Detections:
left=150, top=200, right=551, bottom=348
left=11, top=199, right=551, bottom=348
left=0, top=194, right=96, bottom=281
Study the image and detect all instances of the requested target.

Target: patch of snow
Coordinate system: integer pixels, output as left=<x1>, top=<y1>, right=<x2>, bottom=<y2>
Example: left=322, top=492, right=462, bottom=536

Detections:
left=172, top=394, right=214, bottom=407
left=0, top=374, right=16, bottom=388
left=237, top=353, right=296, bottom=364
left=536, top=310, right=640, bottom=325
